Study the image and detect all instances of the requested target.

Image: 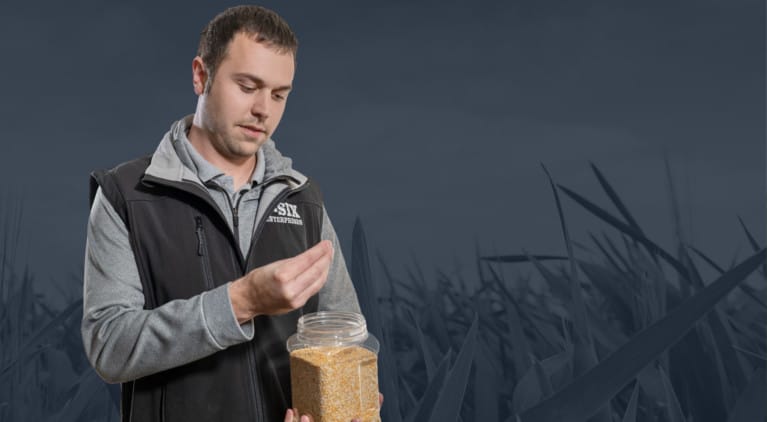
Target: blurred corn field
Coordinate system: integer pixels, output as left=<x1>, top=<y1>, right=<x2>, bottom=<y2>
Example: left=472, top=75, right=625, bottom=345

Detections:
left=0, top=195, right=119, bottom=421
left=0, top=162, right=764, bottom=421
left=352, top=162, right=766, bottom=422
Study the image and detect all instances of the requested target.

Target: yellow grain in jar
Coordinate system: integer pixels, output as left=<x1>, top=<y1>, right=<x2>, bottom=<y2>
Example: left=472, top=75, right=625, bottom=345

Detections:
left=287, top=312, right=381, bottom=422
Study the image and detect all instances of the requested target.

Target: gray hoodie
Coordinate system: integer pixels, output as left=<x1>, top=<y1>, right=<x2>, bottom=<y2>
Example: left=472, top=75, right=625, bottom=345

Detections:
left=81, top=115, right=360, bottom=383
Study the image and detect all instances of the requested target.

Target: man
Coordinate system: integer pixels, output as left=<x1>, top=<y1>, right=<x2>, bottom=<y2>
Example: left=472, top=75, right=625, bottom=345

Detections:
left=82, top=6, right=365, bottom=421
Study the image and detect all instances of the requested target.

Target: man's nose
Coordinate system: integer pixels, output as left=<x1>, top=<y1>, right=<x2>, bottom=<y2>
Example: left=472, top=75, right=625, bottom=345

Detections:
left=250, top=91, right=269, bottom=120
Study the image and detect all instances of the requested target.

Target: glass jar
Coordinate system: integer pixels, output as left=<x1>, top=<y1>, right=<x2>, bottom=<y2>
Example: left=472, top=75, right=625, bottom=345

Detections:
left=286, top=311, right=381, bottom=422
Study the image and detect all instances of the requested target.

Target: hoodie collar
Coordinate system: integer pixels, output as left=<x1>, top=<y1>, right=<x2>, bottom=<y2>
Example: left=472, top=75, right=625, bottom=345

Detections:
left=144, top=115, right=306, bottom=189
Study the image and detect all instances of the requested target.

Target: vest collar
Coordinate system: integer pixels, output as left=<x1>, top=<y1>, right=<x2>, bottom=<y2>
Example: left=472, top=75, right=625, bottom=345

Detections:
left=143, top=115, right=307, bottom=190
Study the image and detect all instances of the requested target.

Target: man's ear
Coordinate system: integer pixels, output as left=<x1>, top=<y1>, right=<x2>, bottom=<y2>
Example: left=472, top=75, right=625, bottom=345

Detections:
left=192, top=57, right=208, bottom=96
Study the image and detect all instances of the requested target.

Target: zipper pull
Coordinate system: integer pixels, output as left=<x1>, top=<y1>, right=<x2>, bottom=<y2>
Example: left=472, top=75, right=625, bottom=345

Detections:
left=195, top=217, right=204, bottom=256
left=232, top=206, right=239, bottom=230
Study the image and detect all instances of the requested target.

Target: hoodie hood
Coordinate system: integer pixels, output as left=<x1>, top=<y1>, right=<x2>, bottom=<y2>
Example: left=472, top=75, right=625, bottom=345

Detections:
left=144, top=115, right=306, bottom=188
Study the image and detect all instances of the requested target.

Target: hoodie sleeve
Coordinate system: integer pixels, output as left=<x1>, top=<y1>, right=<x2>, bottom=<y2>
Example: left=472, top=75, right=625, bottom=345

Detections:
left=316, top=205, right=361, bottom=313
left=81, top=187, right=254, bottom=384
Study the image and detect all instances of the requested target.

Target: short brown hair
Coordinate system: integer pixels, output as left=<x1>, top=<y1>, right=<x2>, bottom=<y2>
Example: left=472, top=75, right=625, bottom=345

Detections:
left=197, top=5, right=298, bottom=90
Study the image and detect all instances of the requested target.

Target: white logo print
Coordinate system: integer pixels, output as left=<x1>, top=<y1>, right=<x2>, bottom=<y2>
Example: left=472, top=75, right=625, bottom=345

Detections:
left=267, top=202, right=303, bottom=226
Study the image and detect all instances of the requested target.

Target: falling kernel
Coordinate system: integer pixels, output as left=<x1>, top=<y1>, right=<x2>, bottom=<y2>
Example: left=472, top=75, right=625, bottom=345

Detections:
left=290, top=346, right=380, bottom=422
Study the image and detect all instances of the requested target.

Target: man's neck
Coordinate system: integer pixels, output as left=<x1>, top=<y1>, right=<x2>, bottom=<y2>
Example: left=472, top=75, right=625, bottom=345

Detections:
left=187, top=125, right=256, bottom=191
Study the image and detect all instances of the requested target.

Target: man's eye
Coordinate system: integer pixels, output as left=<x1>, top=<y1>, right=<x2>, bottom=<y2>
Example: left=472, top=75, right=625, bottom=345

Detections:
left=240, top=85, right=256, bottom=93
left=273, top=93, right=286, bottom=101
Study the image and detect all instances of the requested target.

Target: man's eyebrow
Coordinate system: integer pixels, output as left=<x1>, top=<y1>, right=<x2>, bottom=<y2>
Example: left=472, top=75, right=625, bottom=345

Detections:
left=233, top=73, right=292, bottom=91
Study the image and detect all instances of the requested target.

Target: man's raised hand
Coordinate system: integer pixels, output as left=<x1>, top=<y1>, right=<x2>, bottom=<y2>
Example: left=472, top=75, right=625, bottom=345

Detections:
left=229, top=240, right=334, bottom=323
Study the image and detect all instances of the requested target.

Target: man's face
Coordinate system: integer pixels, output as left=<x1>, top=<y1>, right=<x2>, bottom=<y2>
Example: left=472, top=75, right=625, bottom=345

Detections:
left=193, top=32, right=295, bottom=160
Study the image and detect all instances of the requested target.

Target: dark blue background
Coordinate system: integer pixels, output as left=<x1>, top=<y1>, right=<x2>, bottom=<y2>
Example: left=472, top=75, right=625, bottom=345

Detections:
left=0, top=0, right=762, bottom=288
left=1, top=1, right=762, bottom=294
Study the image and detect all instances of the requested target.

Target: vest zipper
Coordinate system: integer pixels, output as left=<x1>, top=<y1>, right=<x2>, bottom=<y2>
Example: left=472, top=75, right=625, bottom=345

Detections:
left=232, top=194, right=244, bottom=252
left=195, top=217, right=215, bottom=290
left=246, top=347, right=262, bottom=421
left=160, top=385, right=166, bottom=422
left=213, top=188, right=247, bottom=256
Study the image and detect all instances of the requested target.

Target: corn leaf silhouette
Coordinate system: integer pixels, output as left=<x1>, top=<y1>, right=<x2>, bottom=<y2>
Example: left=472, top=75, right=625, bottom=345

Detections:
left=659, top=364, right=686, bottom=422
left=425, top=315, right=478, bottom=422
left=557, top=184, right=693, bottom=284
left=589, top=162, right=644, bottom=235
left=351, top=217, right=403, bottom=422
left=621, top=381, right=640, bottom=422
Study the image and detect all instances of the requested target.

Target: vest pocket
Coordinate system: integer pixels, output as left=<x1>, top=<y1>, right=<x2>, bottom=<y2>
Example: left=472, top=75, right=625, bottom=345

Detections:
left=195, top=216, right=215, bottom=290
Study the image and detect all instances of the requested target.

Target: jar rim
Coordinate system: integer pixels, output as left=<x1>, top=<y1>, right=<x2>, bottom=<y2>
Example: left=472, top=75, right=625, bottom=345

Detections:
left=295, top=311, right=369, bottom=346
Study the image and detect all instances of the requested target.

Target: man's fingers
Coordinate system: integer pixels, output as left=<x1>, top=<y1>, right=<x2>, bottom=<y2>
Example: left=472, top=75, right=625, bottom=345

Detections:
left=291, top=253, right=333, bottom=306
left=288, top=248, right=333, bottom=304
left=274, top=240, right=332, bottom=282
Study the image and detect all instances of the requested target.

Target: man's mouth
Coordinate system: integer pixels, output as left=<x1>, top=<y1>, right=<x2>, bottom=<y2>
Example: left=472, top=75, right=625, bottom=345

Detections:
left=238, top=124, right=266, bottom=137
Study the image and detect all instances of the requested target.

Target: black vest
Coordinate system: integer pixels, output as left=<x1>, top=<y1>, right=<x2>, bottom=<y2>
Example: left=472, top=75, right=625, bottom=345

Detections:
left=90, top=155, right=324, bottom=422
